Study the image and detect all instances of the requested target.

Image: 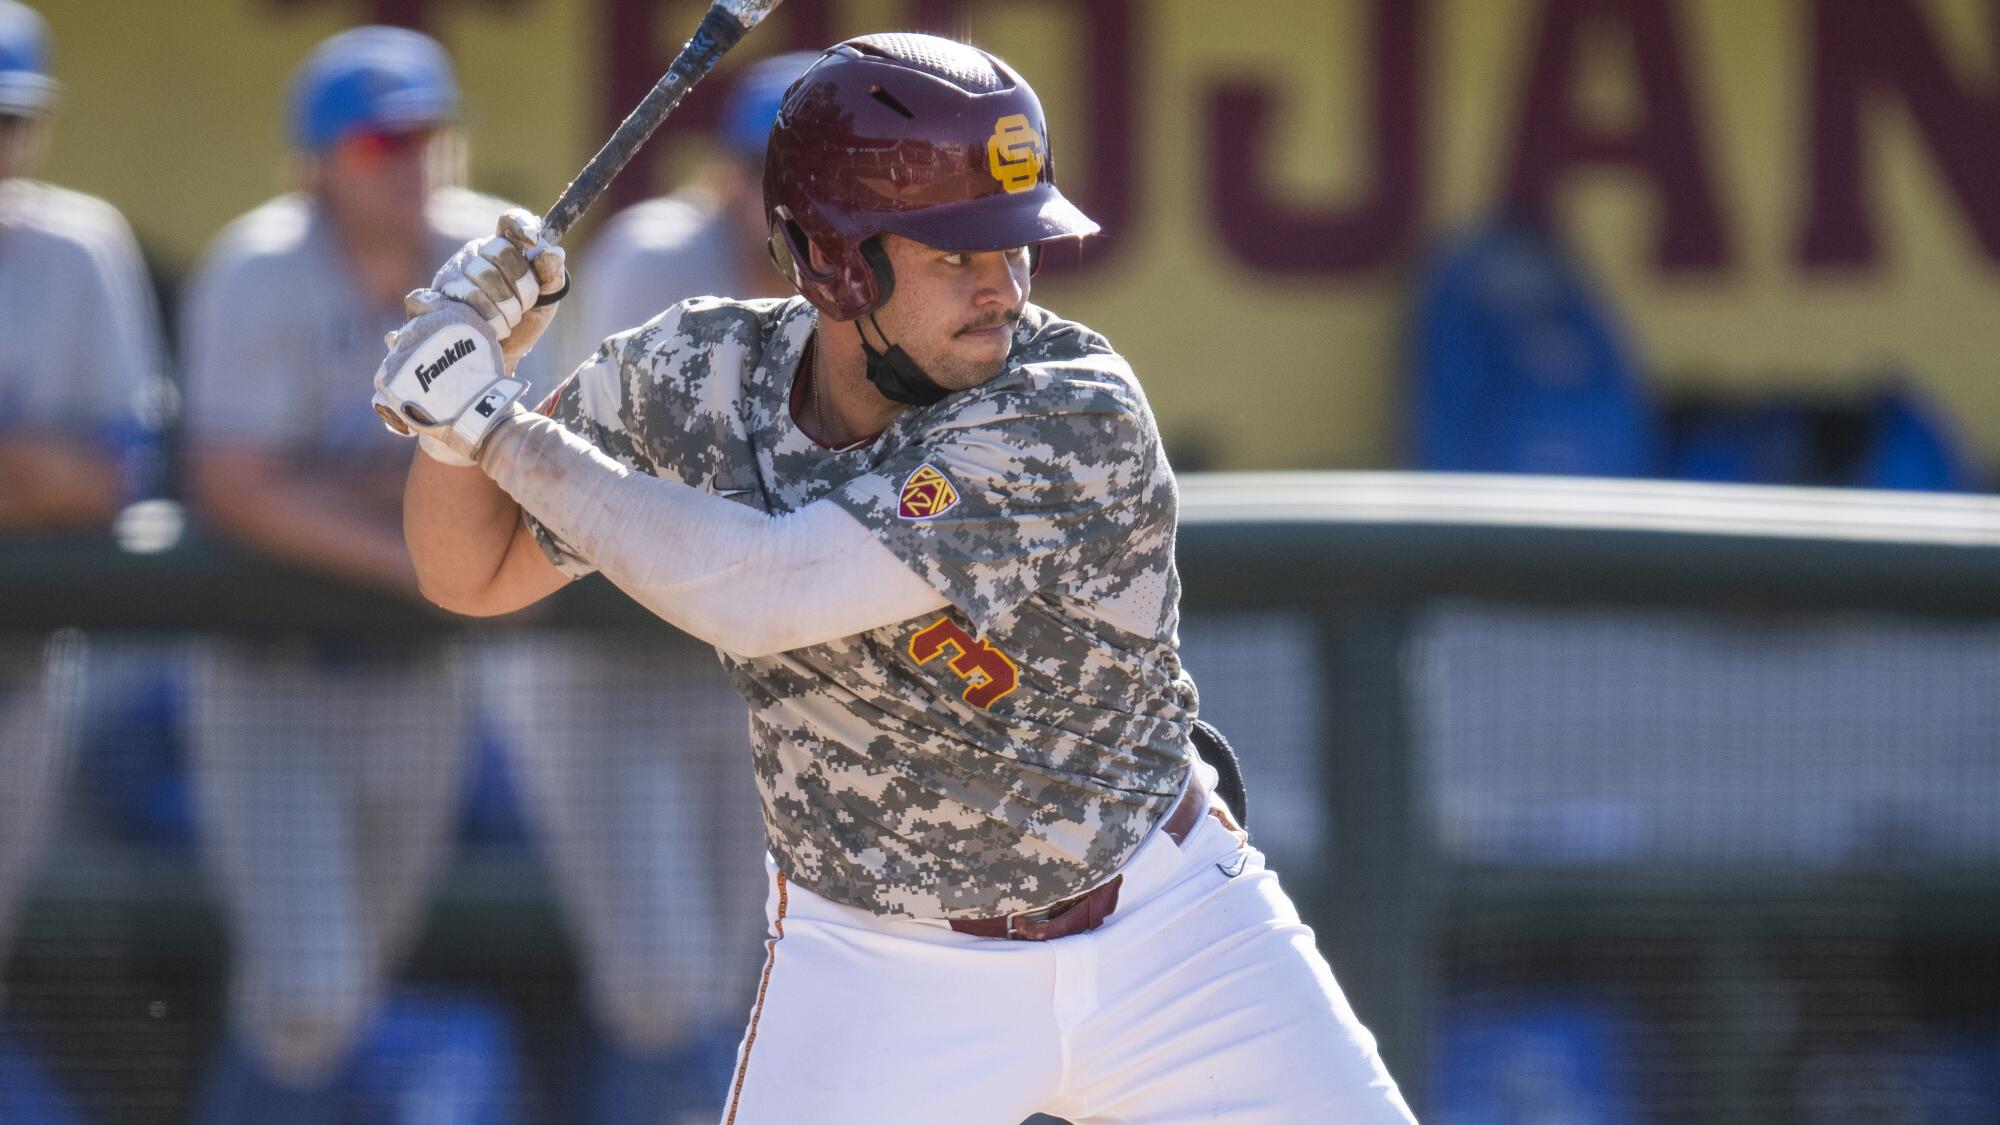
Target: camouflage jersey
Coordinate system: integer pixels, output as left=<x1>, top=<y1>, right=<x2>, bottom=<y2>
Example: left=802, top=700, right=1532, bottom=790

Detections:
left=526, top=295, right=1200, bottom=918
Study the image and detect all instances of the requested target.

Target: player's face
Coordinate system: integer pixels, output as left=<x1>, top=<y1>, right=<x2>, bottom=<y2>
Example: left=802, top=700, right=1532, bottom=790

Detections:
left=873, top=234, right=1032, bottom=391
left=315, top=125, right=447, bottom=239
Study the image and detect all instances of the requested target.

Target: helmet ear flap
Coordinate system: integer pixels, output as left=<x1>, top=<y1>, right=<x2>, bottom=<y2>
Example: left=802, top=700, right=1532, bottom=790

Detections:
left=766, top=209, right=895, bottom=320
left=767, top=208, right=830, bottom=291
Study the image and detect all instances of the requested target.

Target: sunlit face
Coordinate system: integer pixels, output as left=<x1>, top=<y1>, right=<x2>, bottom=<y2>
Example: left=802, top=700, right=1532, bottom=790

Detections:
left=312, top=124, right=450, bottom=239
left=868, top=233, right=1032, bottom=391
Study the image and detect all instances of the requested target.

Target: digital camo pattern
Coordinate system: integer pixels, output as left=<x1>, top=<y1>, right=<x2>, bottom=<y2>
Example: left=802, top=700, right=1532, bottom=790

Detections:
left=527, top=296, right=1199, bottom=917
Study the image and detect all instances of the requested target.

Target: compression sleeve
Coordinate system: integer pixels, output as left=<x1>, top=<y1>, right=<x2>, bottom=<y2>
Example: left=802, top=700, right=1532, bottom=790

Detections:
left=478, top=407, right=949, bottom=657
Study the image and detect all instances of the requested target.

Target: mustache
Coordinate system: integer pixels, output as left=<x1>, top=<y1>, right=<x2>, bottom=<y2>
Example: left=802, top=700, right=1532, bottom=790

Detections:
left=955, top=308, right=1023, bottom=336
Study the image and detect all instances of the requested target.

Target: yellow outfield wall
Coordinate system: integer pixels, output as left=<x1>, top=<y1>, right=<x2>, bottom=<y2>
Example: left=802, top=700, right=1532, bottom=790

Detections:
left=28, top=0, right=2000, bottom=471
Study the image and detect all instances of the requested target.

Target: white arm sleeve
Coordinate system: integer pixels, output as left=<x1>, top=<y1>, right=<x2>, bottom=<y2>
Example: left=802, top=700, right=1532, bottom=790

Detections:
left=478, top=408, right=949, bottom=657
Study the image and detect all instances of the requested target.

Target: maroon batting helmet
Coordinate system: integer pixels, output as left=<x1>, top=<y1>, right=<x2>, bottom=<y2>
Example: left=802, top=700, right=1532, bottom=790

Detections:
left=763, top=33, right=1099, bottom=321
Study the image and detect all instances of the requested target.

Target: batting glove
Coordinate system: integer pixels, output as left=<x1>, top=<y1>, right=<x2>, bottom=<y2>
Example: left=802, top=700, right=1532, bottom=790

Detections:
left=433, top=208, right=568, bottom=368
left=370, top=293, right=529, bottom=467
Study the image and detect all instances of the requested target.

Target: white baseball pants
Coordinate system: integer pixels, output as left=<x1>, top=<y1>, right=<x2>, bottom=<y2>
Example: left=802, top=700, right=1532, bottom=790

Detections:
left=187, top=640, right=467, bottom=1086
left=721, top=770, right=1416, bottom=1124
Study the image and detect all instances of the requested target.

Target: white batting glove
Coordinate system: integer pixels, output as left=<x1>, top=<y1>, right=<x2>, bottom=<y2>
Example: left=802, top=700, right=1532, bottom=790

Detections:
left=432, top=208, right=568, bottom=368
left=370, top=293, right=530, bottom=467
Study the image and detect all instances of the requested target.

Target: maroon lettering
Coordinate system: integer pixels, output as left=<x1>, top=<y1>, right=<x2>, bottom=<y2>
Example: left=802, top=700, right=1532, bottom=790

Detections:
left=1504, top=0, right=1729, bottom=271
left=1205, top=0, right=1423, bottom=274
left=1800, top=0, right=2000, bottom=268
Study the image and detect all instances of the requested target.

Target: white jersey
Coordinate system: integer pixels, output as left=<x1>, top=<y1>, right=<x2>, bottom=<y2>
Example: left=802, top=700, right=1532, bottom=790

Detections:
left=180, top=186, right=559, bottom=470
left=0, top=179, right=163, bottom=454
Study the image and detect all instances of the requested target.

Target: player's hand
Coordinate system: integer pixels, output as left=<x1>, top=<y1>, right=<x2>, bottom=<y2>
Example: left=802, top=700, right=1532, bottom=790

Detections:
left=431, top=208, right=568, bottom=368
left=370, top=295, right=529, bottom=467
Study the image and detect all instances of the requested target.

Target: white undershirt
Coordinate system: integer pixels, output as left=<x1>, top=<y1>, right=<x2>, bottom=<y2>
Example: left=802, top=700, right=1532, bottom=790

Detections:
left=477, top=407, right=949, bottom=657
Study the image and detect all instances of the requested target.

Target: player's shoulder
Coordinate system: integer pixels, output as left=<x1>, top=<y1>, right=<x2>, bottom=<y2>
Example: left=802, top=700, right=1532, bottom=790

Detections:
left=424, top=186, right=532, bottom=242
left=951, top=304, right=1142, bottom=424
left=595, top=188, right=722, bottom=252
left=1012, top=302, right=1120, bottom=367
left=672, top=293, right=805, bottom=342
left=598, top=294, right=807, bottom=386
left=589, top=192, right=733, bottom=291
left=192, top=193, right=317, bottom=283
left=618, top=293, right=800, bottom=351
left=0, top=179, right=142, bottom=262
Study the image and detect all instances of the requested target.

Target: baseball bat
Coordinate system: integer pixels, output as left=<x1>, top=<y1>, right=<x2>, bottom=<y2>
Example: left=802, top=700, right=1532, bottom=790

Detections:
left=541, top=0, right=785, bottom=244
left=371, top=0, right=781, bottom=438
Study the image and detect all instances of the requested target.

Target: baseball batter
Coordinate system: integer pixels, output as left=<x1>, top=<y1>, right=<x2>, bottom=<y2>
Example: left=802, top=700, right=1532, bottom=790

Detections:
left=377, top=34, right=1415, bottom=1123
left=0, top=0, right=164, bottom=1027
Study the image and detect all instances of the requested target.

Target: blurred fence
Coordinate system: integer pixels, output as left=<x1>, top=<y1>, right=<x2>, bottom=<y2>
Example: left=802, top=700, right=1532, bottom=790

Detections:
left=4, top=473, right=2000, bottom=1122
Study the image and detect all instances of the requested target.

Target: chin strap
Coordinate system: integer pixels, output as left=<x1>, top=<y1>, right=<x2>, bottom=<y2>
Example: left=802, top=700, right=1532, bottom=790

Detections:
left=858, top=313, right=951, bottom=407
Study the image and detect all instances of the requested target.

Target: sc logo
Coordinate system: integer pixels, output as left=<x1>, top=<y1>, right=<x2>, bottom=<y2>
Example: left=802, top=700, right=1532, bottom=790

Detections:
left=986, top=114, right=1044, bottom=194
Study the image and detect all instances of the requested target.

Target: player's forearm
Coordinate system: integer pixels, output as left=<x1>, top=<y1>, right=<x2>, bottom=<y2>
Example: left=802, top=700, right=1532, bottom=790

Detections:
left=478, top=409, right=946, bottom=655
left=194, top=474, right=417, bottom=596
left=404, top=448, right=537, bottom=613
left=0, top=439, right=125, bottom=532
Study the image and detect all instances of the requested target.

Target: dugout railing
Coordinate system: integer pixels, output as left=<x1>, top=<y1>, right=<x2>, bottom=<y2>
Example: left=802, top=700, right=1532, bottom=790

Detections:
left=5, top=472, right=2000, bottom=1121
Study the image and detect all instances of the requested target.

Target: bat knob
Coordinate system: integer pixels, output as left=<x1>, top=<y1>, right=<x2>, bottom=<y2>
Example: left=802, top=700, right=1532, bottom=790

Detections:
left=374, top=400, right=413, bottom=435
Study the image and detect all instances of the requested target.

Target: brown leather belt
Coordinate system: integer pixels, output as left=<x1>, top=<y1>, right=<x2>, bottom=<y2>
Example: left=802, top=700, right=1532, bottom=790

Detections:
left=948, top=772, right=1224, bottom=942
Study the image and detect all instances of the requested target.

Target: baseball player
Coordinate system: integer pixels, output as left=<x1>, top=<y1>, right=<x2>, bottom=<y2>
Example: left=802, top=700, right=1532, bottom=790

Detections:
left=0, top=0, right=164, bottom=1074
left=375, top=33, right=1416, bottom=1123
left=177, top=27, right=554, bottom=1123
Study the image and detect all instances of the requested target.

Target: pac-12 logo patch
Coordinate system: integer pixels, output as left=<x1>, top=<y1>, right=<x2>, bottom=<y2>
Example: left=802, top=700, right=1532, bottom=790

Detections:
left=897, top=463, right=960, bottom=520
left=986, top=113, right=1044, bottom=193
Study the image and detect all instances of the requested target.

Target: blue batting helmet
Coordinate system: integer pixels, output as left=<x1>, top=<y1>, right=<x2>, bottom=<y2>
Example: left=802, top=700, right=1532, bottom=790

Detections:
left=288, top=25, right=457, bottom=154
left=0, top=0, right=55, bottom=117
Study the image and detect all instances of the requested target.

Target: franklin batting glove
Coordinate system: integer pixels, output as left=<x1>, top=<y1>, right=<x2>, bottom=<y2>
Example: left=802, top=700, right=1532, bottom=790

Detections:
left=371, top=293, right=529, bottom=466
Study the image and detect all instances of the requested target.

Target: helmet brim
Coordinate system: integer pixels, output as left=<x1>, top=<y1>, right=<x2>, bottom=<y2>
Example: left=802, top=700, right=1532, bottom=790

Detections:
left=873, top=183, right=1099, bottom=254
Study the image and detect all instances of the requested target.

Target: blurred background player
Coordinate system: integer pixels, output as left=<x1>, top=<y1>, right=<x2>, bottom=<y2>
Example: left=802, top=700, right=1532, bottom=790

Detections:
left=570, top=51, right=816, bottom=349
left=0, top=1, right=166, bottom=1117
left=471, top=51, right=821, bottom=1125
left=176, top=26, right=554, bottom=1123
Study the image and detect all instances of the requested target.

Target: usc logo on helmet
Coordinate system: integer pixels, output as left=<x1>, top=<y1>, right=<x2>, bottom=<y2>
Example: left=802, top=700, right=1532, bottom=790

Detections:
left=986, top=114, right=1044, bottom=194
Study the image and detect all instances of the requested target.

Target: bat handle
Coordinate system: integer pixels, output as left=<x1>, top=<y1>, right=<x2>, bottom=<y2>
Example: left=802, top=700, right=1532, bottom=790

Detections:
left=540, top=4, right=750, bottom=245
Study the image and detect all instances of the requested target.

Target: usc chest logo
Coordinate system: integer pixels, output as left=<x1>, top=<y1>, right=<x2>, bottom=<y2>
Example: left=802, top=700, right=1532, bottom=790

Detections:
left=909, top=617, right=1019, bottom=709
left=986, top=114, right=1044, bottom=194
left=897, top=463, right=960, bottom=519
